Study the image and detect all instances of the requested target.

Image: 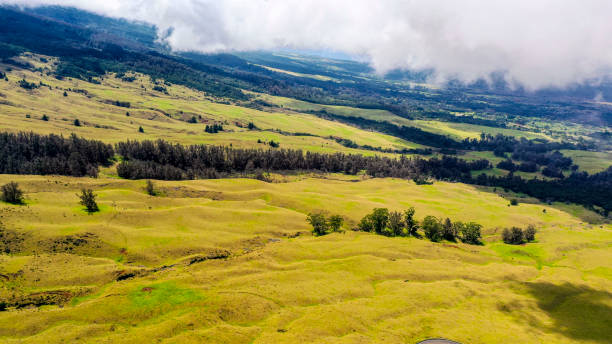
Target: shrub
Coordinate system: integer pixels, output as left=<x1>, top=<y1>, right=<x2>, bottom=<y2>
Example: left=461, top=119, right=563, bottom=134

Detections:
left=307, top=213, right=328, bottom=236
left=74, top=119, right=81, bottom=126
left=145, top=180, right=156, bottom=196
left=524, top=225, right=537, bottom=242
left=502, top=227, right=524, bottom=244
left=41, top=114, right=49, bottom=121
left=413, top=175, right=433, bottom=185
left=1, top=182, right=24, bottom=204
left=138, top=126, right=144, bottom=133
left=78, top=189, right=99, bottom=213
left=63, top=91, right=68, bottom=97
left=510, top=199, right=519, bottom=206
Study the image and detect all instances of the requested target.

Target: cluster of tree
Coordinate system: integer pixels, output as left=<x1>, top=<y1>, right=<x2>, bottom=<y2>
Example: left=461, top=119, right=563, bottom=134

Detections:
left=332, top=137, right=433, bottom=155
left=502, top=225, right=536, bottom=244
left=306, top=213, right=344, bottom=236
left=114, top=139, right=489, bottom=181
left=1, top=182, right=24, bottom=205
left=152, top=85, right=167, bottom=93
left=421, top=216, right=482, bottom=244
left=311, top=110, right=464, bottom=149
left=18, top=78, right=38, bottom=89
left=204, top=124, right=224, bottom=133
left=111, top=100, right=130, bottom=108
left=471, top=169, right=612, bottom=215
left=422, top=110, right=505, bottom=128
left=352, top=207, right=482, bottom=245
left=467, top=133, right=581, bottom=176
left=0, top=132, right=114, bottom=177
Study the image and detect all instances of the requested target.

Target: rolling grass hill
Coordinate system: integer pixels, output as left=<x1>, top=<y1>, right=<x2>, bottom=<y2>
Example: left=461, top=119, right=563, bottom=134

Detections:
left=0, top=6, right=611, bottom=343
left=0, top=173, right=610, bottom=343
left=0, top=54, right=421, bottom=155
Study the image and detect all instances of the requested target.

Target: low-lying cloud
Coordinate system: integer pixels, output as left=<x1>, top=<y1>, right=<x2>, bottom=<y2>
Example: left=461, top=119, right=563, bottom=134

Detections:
left=3, top=0, right=612, bottom=89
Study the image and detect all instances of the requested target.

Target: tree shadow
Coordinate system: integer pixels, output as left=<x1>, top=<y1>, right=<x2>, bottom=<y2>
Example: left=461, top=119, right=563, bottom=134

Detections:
left=523, top=282, right=612, bottom=343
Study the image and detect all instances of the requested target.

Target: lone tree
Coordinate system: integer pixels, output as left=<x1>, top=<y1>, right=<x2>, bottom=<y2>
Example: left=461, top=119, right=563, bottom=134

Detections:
left=78, top=189, right=99, bottom=213
left=307, top=213, right=328, bottom=236
left=502, top=227, right=524, bottom=244
left=1, top=182, right=24, bottom=204
left=41, top=114, right=49, bottom=121
left=74, top=119, right=81, bottom=126
left=404, top=207, right=419, bottom=237
left=145, top=180, right=156, bottom=196
left=138, top=126, right=144, bottom=133
left=328, top=215, right=344, bottom=232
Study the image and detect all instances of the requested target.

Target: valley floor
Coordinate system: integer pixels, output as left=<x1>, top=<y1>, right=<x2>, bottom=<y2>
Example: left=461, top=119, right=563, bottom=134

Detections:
left=0, top=174, right=610, bottom=343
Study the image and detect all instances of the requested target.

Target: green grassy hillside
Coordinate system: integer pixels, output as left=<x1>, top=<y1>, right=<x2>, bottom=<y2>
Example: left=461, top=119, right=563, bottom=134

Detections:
left=0, top=173, right=610, bottom=343
left=0, top=54, right=419, bottom=155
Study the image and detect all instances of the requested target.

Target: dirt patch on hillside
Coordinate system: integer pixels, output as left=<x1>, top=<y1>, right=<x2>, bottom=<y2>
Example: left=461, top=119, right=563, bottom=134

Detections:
left=0, top=228, right=116, bottom=257
left=1, top=287, right=93, bottom=310
left=160, top=186, right=224, bottom=200
left=0, top=227, right=28, bottom=254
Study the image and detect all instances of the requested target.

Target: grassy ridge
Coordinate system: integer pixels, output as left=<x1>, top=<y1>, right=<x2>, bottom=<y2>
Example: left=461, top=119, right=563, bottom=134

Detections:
left=0, top=174, right=610, bottom=343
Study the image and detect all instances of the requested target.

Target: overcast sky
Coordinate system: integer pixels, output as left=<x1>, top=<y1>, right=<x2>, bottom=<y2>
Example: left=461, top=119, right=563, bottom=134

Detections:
left=3, top=0, right=612, bottom=89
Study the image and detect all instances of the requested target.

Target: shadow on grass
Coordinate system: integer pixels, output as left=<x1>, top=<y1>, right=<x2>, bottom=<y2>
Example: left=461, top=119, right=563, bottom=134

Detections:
left=524, top=282, right=612, bottom=343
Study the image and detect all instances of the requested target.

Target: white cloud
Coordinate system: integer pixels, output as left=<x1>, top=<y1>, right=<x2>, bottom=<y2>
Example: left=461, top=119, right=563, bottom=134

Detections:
left=3, top=0, right=612, bottom=89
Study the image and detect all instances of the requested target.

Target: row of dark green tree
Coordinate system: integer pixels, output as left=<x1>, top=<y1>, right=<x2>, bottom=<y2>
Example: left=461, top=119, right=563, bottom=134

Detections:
left=1, top=132, right=611, bottom=213
left=0, top=132, right=114, bottom=177
left=355, top=208, right=482, bottom=244
left=307, top=207, right=540, bottom=246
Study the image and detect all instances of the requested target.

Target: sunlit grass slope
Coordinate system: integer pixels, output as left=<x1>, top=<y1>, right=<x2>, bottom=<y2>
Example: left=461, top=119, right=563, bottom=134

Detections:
left=260, top=94, right=553, bottom=141
left=0, top=173, right=610, bottom=343
left=0, top=54, right=417, bottom=154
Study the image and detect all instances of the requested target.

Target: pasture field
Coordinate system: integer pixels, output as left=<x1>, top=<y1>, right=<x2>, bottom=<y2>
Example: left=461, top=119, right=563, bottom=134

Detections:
left=0, top=54, right=417, bottom=154
left=0, top=173, right=610, bottom=344
left=561, top=150, right=612, bottom=174
left=259, top=95, right=555, bottom=141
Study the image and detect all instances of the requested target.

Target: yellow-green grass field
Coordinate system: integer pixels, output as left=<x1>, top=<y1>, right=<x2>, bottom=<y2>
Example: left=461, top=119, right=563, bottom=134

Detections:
left=0, top=54, right=418, bottom=155
left=561, top=150, right=612, bottom=174
left=0, top=173, right=610, bottom=343
left=252, top=64, right=338, bottom=82
left=259, top=94, right=554, bottom=141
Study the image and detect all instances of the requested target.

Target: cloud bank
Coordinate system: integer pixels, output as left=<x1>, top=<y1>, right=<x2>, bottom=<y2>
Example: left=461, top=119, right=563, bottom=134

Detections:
left=3, top=0, right=612, bottom=89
